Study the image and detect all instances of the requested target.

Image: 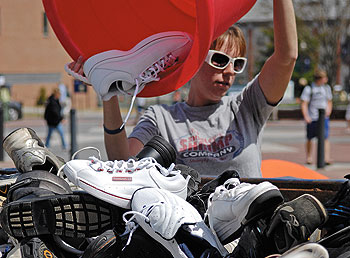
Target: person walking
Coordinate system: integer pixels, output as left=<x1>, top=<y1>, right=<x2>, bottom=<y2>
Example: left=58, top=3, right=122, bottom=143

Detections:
left=44, top=88, right=67, bottom=150
left=300, top=69, right=333, bottom=165
left=346, top=93, right=350, bottom=134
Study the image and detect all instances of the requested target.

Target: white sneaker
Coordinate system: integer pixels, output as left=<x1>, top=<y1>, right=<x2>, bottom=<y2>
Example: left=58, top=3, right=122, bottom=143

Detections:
left=279, top=243, right=329, bottom=258
left=207, top=178, right=284, bottom=244
left=123, top=187, right=228, bottom=257
left=83, top=31, right=192, bottom=100
left=63, top=156, right=188, bottom=209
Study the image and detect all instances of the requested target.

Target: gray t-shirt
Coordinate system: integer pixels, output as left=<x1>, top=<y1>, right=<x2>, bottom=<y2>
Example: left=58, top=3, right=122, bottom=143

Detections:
left=300, top=83, right=332, bottom=121
left=129, top=76, right=275, bottom=177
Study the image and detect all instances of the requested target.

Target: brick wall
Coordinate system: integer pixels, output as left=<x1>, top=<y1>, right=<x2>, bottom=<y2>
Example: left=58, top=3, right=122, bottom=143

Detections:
left=0, top=0, right=98, bottom=109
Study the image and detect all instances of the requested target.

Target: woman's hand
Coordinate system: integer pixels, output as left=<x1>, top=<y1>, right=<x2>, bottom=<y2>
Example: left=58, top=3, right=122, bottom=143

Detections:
left=67, top=56, right=85, bottom=76
left=65, top=56, right=90, bottom=84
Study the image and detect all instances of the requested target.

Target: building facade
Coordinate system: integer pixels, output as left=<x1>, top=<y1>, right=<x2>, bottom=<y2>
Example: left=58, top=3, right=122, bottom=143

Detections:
left=0, top=0, right=98, bottom=109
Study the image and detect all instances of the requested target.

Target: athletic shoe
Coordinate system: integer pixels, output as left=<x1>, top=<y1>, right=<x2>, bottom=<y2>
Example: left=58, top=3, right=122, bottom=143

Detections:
left=0, top=173, right=20, bottom=198
left=63, top=156, right=188, bottom=209
left=174, top=164, right=201, bottom=197
left=279, top=243, right=329, bottom=258
left=323, top=179, right=350, bottom=235
left=318, top=225, right=350, bottom=248
left=81, top=229, right=122, bottom=258
left=120, top=227, right=173, bottom=258
left=227, top=218, right=276, bottom=258
left=83, top=31, right=192, bottom=100
left=0, top=191, right=124, bottom=239
left=135, top=135, right=177, bottom=169
left=267, top=194, right=328, bottom=253
left=3, top=127, right=65, bottom=174
left=125, top=187, right=228, bottom=257
left=206, top=178, right=284, bottom=244
left=6, top=170, right=73, bottom=203
left=19, top=237, right=58, bottom=258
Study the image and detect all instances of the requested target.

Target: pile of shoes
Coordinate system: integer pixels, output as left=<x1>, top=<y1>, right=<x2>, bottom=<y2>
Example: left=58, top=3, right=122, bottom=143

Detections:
left=1, top=127, right=350, bottom=258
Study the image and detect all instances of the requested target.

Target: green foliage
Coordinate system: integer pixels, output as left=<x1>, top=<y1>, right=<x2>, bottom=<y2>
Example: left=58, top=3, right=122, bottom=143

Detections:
left=256, top=16, right=320, bottom=86
left=293, top=16, right=320, bottom=84
left=255, top=26, right=274, bottom=75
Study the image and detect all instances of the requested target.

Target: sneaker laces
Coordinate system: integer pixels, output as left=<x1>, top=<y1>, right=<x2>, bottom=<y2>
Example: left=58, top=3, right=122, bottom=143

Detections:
left=122, top=202, right=164, bottom=249
left=208, top=178, right=241, bottom=202
left=139, top=53, right=177, bottom=84
left=206, top=178, right=241, bottom=218
left=56, top=146, right=101, bottom=178
left=88, top=156, right=180, bottom=177
left=117, top=53, right=178, bottom=129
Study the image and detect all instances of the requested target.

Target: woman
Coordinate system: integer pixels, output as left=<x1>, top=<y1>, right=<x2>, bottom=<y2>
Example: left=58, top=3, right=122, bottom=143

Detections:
left=70, top=0, right=297, bottom=178
left=44, top=88, right=67, bottom=150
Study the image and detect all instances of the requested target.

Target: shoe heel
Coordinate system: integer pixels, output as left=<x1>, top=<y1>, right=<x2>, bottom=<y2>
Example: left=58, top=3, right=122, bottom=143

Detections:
left=243, top=189, right=284, bottom=225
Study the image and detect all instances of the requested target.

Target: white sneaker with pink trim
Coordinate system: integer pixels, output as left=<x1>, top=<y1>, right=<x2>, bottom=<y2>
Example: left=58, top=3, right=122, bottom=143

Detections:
left=63, top=156, right=188, bottom=209
left=83, top=31, right=192, bottom=100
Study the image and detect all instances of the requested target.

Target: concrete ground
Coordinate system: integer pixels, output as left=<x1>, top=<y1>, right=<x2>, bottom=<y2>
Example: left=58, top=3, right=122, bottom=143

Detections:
left=261, top=119, right=350, bottom=180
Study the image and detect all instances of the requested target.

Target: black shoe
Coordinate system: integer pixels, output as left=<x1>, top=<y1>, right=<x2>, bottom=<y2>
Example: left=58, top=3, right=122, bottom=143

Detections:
left=318, top=226, right=350, bottom=258
left=228, top=218, right=276, bottom=258
left=0, top=173, right=20, bottom=198
left=323, top=179, right=350, bottom=235
left=1, top=191, right=125, bottom=239
left=82, top=229, right=122, bottom=258
left=6, top=170, right=73, bottom=203
left=318, top=225, right=350, bottom=248
left=120, top=228, right=173, bottom=258
left=175, top=227, right=223, bottom=258
left=174, top=164, right=201, bottom=197
left=266, top=194, right=328, bottom=253
left=20, top=237, right=59, bottom=258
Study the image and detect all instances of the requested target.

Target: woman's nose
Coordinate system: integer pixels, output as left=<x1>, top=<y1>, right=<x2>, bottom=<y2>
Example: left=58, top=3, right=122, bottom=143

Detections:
left=223, top=62, right=235, bottom=75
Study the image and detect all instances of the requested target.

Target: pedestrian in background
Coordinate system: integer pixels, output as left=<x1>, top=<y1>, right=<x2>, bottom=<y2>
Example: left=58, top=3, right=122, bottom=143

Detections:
left=300, top=69, right=333, bottom=165
left=44, top=88, right=67, bottom=150
left=0, top=85, right=11, bottom=121
left=58, top=83, right=71, bottom=116
left=346, top=93, right=350, bottom=133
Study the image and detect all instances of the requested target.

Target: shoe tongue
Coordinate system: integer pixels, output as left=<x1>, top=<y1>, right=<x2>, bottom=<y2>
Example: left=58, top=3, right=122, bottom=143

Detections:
left=223, top=178, right=240, bottom=189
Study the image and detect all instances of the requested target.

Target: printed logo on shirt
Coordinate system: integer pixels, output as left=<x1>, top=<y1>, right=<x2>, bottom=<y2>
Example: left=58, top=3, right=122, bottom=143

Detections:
left=177, top=129, right=243, bottom=161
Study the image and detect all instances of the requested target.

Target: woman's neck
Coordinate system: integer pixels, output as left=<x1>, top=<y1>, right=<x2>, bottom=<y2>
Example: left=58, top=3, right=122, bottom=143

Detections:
left=186, top=90, right=220, bottom=107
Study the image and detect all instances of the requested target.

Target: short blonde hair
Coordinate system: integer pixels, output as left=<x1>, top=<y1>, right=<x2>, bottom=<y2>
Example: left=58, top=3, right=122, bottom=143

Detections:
left=314, top=69, right=327, bottom=80
left=53, top=88, right=61, bottom=95
left=210, top=26, right=246, bottom=57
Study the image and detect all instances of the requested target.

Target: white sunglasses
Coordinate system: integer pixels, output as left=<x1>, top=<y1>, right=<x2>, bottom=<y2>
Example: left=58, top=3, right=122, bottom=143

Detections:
left=205, top=50, right=247, bottom=73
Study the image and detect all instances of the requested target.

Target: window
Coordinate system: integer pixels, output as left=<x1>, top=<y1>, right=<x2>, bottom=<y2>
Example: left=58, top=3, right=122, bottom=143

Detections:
left=43, top=12, right=48, bottom=36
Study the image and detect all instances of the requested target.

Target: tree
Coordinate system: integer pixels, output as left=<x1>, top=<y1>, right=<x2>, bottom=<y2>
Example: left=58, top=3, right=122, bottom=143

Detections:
left=36, top=87, right=47, bottom=106
left=294, top=0, right=350, bottom=87
left=255, top=0, right=350, bottom=88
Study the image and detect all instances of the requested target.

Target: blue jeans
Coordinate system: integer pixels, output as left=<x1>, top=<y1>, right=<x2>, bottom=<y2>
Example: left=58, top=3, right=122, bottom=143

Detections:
left=45, top=123, right=67, bottom=149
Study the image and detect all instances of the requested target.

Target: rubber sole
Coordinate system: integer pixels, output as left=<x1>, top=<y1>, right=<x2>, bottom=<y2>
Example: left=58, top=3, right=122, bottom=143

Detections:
left=0, top=191, right=124, bottom=239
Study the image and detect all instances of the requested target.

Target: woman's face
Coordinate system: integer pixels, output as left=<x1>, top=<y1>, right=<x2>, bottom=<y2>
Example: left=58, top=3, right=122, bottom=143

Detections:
left=190, top=41, right=241, bottom=106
